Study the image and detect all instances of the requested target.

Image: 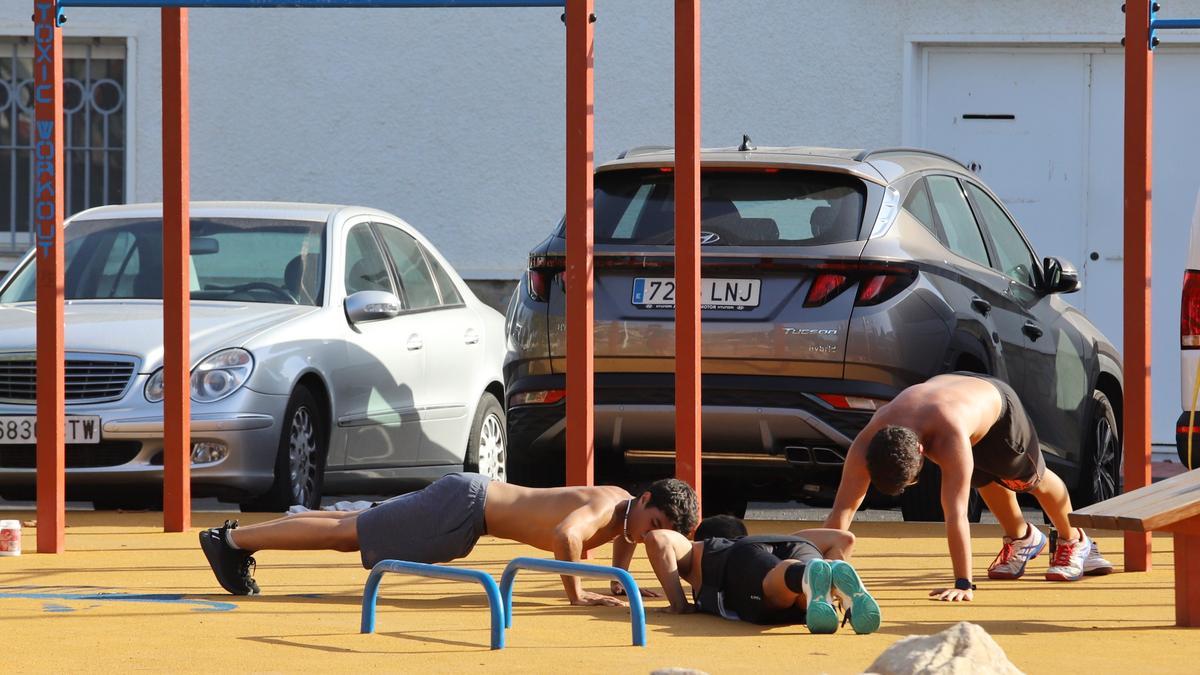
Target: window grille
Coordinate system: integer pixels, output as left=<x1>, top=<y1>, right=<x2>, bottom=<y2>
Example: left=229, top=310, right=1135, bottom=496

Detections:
left=0, top=37, right=126, bottom=252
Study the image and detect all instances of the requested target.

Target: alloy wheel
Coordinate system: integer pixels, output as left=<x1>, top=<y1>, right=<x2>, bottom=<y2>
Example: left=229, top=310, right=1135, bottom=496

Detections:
left=1092, top=413, right=1119, bottom=502
left=288, top=405, right=318, bottom=505
left=476, top=412, right=506, bottom=482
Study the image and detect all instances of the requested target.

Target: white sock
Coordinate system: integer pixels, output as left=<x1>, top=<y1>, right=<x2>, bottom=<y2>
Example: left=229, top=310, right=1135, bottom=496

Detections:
left=225, top=528, right=242, bottom=550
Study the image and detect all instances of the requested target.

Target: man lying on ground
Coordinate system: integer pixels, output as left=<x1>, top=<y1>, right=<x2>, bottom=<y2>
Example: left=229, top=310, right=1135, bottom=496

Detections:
left=199, top=473, right=698, bottom=606
left=641, top=516, right=880, bottom=634
left=824, top=372, right=1113, bottom=603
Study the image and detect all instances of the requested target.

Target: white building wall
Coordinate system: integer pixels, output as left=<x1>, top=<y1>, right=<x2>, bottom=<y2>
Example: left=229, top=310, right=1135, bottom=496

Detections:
left=7, top=0, right=1194, bottom=278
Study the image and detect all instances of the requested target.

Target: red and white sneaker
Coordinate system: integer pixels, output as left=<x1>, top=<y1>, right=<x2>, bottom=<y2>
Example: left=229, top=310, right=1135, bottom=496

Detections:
left=988, top=524, right=1047, bottom=580
left=1082, top=539, right=1115, bottom=576
left=1046, top=530, right=1093, bottom=581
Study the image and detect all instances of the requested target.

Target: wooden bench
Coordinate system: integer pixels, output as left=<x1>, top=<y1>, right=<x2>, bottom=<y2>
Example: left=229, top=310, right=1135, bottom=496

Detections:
left=1070, top=468, right=1200, bottom=627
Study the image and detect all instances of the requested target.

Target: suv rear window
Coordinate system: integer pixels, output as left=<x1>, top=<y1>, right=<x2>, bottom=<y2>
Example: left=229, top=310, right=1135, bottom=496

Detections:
left=564, top=169, right=867, bottom=246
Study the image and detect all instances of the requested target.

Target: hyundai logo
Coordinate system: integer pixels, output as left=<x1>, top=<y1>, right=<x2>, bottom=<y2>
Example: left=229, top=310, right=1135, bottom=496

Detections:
left=700, top=231, right=721, bottom=245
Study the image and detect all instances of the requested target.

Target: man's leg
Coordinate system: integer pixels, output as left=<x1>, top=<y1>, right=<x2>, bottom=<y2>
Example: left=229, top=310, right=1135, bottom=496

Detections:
left=976, top=482, right=1027, bottom=539
left=788, top=528, right=855, bottom=561
left=229, top=510, right=361, bottom=553
left=978, top=481, right=1047, bottom=580
left=761, top=559, right=806, bottom=608
left=1026, top=469, right=1080, bottom=541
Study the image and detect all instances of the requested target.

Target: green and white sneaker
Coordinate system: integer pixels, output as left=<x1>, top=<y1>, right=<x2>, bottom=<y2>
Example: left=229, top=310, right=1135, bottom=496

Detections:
left=801, top=559, right=838, bottom=634
left=830, top=560, right=881, bottom=634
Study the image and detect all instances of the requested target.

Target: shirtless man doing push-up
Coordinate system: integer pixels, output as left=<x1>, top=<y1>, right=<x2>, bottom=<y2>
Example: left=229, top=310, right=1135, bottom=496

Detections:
left=200, top=472, right=698, bottom=606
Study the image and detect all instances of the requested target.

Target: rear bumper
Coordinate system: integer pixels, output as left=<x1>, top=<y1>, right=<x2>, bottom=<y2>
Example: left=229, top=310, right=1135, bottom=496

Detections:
left=507, top=373, right=896, bottom=490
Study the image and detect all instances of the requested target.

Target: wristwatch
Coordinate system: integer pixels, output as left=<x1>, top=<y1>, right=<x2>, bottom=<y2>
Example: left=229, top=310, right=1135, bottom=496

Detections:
left=954, top=577, right=977, bottom=591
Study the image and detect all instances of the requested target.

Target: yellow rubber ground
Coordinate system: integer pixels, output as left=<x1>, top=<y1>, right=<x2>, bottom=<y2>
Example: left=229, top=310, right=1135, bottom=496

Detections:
left=2, top=513, right=1197, bottom=673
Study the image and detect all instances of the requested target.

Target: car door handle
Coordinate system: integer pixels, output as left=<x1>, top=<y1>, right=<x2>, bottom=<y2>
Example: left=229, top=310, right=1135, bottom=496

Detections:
left=971, top=296, right=992, bottom=315
left=1022, top=321, right=1044, bottom=340
left=406, top=334, right=424, bottom=351
left=464, top=328, right=480, bottom=345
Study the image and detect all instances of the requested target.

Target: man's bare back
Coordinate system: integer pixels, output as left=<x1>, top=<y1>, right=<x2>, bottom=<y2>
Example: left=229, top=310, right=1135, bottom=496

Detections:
left=870, top=374, right=1003, bottom=451
left=484, top=482, right=632, bottom=551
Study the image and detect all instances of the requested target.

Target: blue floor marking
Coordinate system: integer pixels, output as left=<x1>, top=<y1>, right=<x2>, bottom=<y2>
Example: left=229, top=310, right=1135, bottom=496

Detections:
left=1, top=588, right=237, bottom=612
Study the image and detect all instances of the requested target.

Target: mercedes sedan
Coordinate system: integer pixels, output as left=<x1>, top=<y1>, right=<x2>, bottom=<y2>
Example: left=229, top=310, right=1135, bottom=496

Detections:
left=0, top=202, right=507, bottom=510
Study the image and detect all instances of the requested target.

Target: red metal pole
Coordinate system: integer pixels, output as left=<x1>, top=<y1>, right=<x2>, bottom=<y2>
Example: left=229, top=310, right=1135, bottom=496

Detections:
left=564, top=0, right=595, bottom=489
left=1123, top=0, right=1153, bottom=571
left=674, top=0, right=702, bottom=508
left=33, top=0, right=65, bottom=554
left=162, top=8, right=191, bottom=532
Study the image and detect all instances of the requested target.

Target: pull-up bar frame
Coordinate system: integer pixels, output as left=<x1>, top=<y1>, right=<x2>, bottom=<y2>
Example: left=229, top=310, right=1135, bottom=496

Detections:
left=35, top=0, right=707, bottom=554
left=1122, top=1, right=1200, bottom=571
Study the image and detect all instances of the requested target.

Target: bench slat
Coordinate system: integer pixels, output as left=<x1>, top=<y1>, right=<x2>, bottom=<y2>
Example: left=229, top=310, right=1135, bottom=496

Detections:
left=1070, top=469, right=1200, bottom=532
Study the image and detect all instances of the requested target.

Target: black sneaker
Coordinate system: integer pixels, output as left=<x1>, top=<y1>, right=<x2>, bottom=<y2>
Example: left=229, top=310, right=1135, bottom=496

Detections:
left=199, top=520, right=260, bottom=596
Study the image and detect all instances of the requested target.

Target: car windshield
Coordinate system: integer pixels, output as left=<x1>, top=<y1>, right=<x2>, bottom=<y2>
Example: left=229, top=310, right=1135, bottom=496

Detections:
left=569, top=168, right=867, bottom=246
left=0, top=217, right=326, bottom=306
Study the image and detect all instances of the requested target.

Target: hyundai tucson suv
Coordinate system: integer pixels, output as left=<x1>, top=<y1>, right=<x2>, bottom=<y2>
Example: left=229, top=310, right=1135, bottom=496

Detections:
left=504, top=143, right=1123, bottom=520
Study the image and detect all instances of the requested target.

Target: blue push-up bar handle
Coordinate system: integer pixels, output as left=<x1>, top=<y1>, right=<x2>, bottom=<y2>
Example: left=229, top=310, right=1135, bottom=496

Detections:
left=361, top=560, right=506, bottom=650
left=499, top=557, right=647, bottom=647
left=57, top=1, right=565, bottom=8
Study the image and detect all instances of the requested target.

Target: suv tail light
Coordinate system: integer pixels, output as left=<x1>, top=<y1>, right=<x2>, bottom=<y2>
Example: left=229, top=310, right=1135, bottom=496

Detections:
left=509, top=389, right=566, bottom=407
left=803, top=262, right=918, bottom=308
left=804, top=273, right=853, bottom=307
left=1183, top=269, right=1200, bottom=348
left=527, top=255, right=565, bottom=303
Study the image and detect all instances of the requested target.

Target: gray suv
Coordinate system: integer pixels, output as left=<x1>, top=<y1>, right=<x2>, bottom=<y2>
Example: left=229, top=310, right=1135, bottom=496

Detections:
left=504, top=144, right=1123, bottom=520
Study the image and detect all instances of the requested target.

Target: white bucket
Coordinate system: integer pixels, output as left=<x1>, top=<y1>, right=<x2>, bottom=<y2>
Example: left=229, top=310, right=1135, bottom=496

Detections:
left=0, top=520, right=20, bottom=556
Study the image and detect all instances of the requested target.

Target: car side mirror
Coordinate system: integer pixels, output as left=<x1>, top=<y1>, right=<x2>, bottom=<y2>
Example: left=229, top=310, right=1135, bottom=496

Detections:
left=1043, top=257, right=1081, bottom=294
left=345, top=290, right=402, bottom=324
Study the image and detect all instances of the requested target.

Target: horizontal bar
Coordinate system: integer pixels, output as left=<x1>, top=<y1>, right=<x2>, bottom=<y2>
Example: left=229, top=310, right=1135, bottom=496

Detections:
left=499, top=557, right=647, bottom=647
left=58, top=0, right=564, bottom=7
left=360, top=560, right=505, bottom=650
left=1152, top=18, right=1200, bottom=30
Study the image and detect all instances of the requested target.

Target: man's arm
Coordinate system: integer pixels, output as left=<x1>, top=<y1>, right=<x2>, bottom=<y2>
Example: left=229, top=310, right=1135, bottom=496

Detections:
left=642, top=529, right=695, bottom=613
left=608, top=535, right=661, bottom=598
left=552, top=504, right=627, bottom=607
left=824, top=424, right=877, bottom=531
left=930, top=434, right=976, bottom=602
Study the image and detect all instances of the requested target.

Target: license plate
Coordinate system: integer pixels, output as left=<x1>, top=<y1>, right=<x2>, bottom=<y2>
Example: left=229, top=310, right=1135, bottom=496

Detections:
left=632, top=277, right=761, bottom=310
left=0, top=416, right=102, bottom=444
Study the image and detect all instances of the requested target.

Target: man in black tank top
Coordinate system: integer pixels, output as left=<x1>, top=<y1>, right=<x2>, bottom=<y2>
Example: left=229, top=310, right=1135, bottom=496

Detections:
left=641, top=519, right=880, bottom=634
left=824, top=373, right=1113, bottom=603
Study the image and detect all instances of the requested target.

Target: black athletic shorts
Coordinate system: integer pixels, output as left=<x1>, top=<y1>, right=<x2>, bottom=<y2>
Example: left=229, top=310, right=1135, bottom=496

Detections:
left=695, top=535, right=822, bottom=625
left=953, top=371, right=1046, bottom=492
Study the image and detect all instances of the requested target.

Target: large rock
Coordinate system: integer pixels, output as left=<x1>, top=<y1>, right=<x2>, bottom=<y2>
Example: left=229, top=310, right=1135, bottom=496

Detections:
left=865, top=622, right=1023, bottom=675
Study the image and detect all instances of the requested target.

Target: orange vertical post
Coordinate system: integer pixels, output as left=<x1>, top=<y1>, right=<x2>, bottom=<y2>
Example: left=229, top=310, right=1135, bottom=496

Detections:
left=1123, top=0, right=1153, bottom=571
left=564, top=0, right=595, bottom=489
left=674, top=0, right=702, bottom=506
left=33, top=0, right=65, bottom=554
left=1176, top=532, right=1200, bottom=626
left=162, top=8, right=191, bottom=532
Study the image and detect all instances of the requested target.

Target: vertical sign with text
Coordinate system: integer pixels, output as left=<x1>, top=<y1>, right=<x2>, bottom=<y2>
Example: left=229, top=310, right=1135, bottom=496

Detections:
left=33, top=1, right=65, bottom=553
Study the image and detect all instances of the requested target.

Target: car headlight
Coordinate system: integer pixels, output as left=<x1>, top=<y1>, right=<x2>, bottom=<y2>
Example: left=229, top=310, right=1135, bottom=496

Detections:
left=144, top=348, right=255, bottom=403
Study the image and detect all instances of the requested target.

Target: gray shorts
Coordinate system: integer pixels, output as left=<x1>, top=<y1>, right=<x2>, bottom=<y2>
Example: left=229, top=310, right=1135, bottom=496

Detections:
left=356, top=472, right=490, bottom=569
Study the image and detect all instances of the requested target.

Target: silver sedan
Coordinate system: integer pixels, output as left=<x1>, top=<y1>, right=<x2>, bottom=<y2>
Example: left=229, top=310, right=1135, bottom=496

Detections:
left=0, top=202, right=507, bottom=511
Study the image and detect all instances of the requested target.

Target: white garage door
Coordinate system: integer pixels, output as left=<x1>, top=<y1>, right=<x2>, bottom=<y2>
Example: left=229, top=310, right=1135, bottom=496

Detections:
left=919, top=46, right=1200, bottom=444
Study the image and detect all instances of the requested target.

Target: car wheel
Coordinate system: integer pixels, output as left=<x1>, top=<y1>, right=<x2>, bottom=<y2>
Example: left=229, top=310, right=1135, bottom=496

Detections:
left=899, top=462, right=984, bottom=523
left=241, top=386, right=327, bottom=512
left=465, top=393, right=507, bottom=482
left=1071, top=390, right=1122, bottom=508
